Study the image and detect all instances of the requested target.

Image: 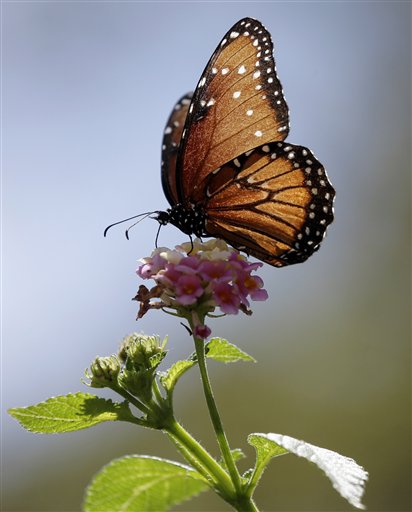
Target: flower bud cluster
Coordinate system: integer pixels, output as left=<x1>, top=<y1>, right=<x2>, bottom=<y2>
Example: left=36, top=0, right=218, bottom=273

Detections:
left=118, top=333, right=166, bottom=402
left=87, top=334, right=166, bottom=403
left=135, top=238, right=268, bottom=336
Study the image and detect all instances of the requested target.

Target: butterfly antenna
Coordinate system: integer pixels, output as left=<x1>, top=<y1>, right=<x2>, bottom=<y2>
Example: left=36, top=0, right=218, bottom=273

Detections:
left=104, top=211, right=155, bottom=237
left=124, top=212, right=154, bottom=240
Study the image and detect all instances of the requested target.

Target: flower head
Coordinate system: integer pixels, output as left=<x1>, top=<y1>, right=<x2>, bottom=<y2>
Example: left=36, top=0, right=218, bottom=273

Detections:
left=135, top=238, right=268, bottom=337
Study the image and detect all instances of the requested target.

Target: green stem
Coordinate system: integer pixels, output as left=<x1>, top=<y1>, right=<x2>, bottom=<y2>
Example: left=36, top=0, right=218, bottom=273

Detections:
left=192, top=332, right=243, bottom=495
left=153, top=377, right=166, bottom=405
left=165, top=419, right=235, bottom=496
left=110, top=385, right=151, bottom=415
left=235, top=496, right=260, bottom=512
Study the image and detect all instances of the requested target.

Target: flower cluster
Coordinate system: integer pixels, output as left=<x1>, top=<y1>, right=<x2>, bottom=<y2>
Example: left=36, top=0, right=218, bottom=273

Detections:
left=134, top=238, right=268, bottom=338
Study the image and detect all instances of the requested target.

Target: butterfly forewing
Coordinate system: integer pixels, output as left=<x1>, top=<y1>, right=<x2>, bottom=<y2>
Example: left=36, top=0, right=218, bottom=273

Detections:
left=204, top=142, right=335, bottom=267
left=161, top=92, right=193, bottom=205
left=176, top=17, right=289, bottom=204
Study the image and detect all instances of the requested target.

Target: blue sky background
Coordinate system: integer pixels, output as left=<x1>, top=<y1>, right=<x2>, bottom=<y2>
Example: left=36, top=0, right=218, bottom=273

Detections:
left=3, top=2, right=411, bottom=510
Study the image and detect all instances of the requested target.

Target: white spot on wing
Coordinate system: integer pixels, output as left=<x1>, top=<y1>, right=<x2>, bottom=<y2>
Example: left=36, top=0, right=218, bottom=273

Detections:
left=233, top=91, right=241, bottom=99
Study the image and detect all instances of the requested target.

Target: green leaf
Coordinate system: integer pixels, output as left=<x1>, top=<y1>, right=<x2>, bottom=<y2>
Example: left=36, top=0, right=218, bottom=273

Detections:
left=84, top=455, right=209, bottom=512
left=8, top=393, right=135, bottom=433
left=248, top=433, right=288, bottom=470
left=160, top=338, right=255, bottom=393
left=248, top=433, right=368, bottom=510
left=205, top=337, right=256, bottom=363
left=160, top=360, right=195, bottom=393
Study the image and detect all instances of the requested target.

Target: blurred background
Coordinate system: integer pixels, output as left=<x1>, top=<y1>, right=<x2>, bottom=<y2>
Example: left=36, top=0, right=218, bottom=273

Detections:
left=3, top=2, right=410, bottom=511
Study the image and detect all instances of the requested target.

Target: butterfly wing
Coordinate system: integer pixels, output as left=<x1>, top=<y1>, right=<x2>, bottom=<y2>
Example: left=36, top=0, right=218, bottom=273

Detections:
left=161, top=92, right=193, bottom=206
left=204, top=142, right=335, bottom=267
left=175, top=17, right=289, bottom=204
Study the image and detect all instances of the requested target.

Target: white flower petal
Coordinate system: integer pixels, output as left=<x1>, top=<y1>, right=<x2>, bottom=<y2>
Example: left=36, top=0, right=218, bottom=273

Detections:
left=158, top=249, right=183, bottom=264
left=257, top=433, right=368, bottom=509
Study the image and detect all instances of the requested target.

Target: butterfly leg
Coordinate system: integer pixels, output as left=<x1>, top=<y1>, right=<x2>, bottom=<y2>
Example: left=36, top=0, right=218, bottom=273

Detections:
left=155, top=223, right=162, bottom=248
left=187, top=234, right=194, bottom=254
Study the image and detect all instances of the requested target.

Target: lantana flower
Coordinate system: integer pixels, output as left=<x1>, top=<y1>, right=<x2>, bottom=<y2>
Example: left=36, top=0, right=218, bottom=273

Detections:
left=134, top=238, right=268, bottom=338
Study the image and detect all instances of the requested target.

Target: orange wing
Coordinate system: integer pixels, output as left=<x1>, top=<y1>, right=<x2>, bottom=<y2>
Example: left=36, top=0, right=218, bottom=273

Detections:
left=204, top=141, right=335, bottom=267
left=176, top=17, right=289, bottom=204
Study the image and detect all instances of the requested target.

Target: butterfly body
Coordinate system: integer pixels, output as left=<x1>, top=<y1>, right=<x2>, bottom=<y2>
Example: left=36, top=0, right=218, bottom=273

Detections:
left=157, top=204, right=207, bottom=238
left=157, top=17, right=334, bottom=267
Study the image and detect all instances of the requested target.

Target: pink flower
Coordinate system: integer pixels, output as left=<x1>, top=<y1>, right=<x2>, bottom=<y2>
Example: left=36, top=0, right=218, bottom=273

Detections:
left=175, top=256, right=201, bottom=272
left=135, top=238, right=268, bottom=334
left=212, top=282, right=241, bottom=315
left=198, top=260, right=232, bottom=282
left=156, top=264, right=181, bottom=287
left=136, top=252, right=167, bottom=279
left=236, top=273, right=268, bottom=302
left=175, top=274, right=204, bottom=305
left=194, top=324, right=212, bottom=339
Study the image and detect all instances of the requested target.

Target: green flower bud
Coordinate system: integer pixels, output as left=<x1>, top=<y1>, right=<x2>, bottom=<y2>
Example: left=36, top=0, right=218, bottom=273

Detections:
left=87, top=355, right=120, bottom=388
left=119, top=333, right=166, bottom=371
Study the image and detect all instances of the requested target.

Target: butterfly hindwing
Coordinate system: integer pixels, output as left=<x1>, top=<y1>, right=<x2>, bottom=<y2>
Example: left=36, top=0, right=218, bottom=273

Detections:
left=176, top=17, right=290, bottom=204
left=204, top=141, right=335, bottom=267
left=161, top=92, right=193, bottom=206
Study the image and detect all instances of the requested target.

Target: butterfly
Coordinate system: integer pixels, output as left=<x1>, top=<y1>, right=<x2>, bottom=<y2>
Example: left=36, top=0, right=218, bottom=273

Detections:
left=107, top=17, right=335, bottom=267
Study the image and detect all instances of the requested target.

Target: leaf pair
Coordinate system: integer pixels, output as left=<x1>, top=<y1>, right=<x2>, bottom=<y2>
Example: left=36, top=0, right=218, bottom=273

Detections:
left=83, top=433, right=368, bottom=511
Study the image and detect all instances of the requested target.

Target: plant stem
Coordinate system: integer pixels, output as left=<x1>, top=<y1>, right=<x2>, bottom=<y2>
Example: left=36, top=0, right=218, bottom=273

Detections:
left=111, top=385, right=150, bottom=415
left=165, top=419, right=235, bottom=496
left=153, top=378, right=165, bottom=405
left=193, top=334, right=243, bottom=495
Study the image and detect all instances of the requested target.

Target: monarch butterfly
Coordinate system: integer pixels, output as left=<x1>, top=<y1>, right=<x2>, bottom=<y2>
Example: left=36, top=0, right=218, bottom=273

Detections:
left=106, top=17, right=335, bottom=267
